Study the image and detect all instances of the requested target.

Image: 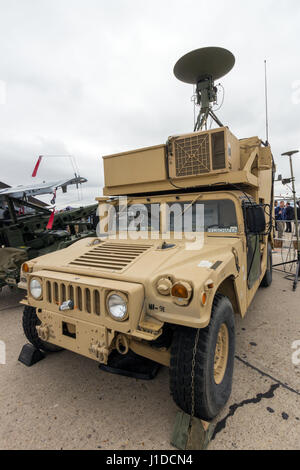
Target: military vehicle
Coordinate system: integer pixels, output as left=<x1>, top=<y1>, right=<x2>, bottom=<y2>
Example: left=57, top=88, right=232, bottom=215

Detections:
left=0, top=177, right=97, bottom=290
left=19, top=48, right=274, bottom=421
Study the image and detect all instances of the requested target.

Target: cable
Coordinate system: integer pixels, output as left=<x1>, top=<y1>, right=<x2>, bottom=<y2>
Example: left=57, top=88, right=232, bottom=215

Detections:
left=213, top=83, right=225, bottom=112
left=229, top=183, right=254, bottom=206
left=247, top=232, right=259, bottom=280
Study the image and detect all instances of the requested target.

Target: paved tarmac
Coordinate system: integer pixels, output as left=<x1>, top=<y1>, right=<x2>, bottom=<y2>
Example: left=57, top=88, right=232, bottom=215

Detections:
left=0, top=264, right=299, bottom=450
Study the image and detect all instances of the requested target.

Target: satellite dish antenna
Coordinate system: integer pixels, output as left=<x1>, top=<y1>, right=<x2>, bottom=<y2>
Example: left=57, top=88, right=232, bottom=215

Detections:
left=174, top=47, right=235, bottom=131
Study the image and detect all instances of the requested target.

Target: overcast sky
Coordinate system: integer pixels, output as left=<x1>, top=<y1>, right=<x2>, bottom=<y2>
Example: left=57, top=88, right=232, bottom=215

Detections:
left=0, top=0, right=300, bottom=206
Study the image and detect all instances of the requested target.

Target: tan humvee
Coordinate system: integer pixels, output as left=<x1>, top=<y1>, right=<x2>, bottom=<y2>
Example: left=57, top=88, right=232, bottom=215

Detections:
left=20, top=127, right=274, bottom=421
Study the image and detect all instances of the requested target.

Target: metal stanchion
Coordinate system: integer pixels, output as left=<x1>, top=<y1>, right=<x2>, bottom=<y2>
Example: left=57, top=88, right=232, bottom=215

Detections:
left=280, top=151, right=300, bottom=291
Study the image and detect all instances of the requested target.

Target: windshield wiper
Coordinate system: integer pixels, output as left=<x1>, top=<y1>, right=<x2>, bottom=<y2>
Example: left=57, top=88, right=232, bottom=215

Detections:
left=173, top=194, right=204, bottom=219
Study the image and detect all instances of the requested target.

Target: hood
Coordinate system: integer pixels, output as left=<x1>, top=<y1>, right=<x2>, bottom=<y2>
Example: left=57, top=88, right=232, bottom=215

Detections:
left=31, top=236, right=241, bottom=284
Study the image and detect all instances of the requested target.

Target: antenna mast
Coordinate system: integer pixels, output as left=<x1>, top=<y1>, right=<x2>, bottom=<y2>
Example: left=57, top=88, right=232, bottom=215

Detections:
left=264, top=59, right=269, bottom=145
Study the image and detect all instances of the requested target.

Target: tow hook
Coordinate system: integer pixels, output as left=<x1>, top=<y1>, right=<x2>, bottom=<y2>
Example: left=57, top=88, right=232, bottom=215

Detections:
left=36, top=325, right=50, bottom=342
left=115, top=334, right=129, bottom=356
left=90, top=342, right=109, bottom=364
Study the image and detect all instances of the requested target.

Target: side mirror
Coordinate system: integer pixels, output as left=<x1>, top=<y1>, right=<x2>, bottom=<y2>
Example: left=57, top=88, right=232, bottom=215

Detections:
left=244, top=205, right=266, bottom=234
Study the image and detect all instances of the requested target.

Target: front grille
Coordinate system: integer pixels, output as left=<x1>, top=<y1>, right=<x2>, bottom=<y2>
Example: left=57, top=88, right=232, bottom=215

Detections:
left=174, top=133, right=210, bottom=177
left=45, top=279, right=101, bottom=316
left=69, top=242, right=152, bottom=272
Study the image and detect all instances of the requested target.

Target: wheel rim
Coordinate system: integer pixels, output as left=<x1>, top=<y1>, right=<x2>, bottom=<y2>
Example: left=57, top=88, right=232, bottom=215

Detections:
left=214, top=323, right=229, bottom=385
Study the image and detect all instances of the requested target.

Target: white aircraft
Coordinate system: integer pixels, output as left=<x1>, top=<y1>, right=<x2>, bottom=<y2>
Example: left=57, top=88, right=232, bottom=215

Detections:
left=0, top=176, right=87, bottom=200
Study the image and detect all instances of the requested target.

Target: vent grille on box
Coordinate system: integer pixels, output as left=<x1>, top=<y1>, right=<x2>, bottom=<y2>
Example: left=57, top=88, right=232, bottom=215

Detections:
left=69, top=243, right=152, bottom=272
left=211, top=131, right=226, bottom=170
left=174, top=133, right=210, bottom=177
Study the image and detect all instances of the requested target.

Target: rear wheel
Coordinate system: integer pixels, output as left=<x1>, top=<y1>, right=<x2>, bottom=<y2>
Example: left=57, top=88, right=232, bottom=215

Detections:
left=261, top=242, right=272, bottom=288
left=22, top=306, right=63, bottom=352
left=170, top=294, right=235, bottom=421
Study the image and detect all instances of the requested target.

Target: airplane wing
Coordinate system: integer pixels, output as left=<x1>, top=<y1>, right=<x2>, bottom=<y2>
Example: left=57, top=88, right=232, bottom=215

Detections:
left=0, top=177, right=88, bottom=200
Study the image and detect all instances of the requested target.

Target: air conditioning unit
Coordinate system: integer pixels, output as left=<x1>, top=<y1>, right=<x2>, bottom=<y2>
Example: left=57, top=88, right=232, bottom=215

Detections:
left=167, top=127, right=240, bottom=179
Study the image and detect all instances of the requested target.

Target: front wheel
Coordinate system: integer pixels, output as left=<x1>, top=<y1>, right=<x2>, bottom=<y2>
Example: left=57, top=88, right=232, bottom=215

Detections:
left=170, top=294, right=235, bottom=421
left=22, top=306, right=63, bottom=352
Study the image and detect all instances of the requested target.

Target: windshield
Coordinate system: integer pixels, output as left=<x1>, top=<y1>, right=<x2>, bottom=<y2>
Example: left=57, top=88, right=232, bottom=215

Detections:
left=167, top=200, right=238, bottom=233
left=106, top=199, right=237, bottom=234
left=109, top=203, right=160, bottom=232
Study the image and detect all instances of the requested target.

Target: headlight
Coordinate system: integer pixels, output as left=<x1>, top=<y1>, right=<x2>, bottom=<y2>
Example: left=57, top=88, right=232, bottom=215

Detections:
left=29, top=278, right=42, bottom=300
left=107, top=292, right=128, bottom=321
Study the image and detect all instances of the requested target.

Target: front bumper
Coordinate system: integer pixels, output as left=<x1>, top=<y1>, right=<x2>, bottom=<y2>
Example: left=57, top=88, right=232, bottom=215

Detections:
left=37, top=309, right=116, bottom=362
left=24, top=270, right=163, bottom=363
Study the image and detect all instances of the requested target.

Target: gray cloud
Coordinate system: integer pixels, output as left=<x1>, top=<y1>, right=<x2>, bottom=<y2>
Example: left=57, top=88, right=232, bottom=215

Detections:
left=0, top=0, right=300, bottom=201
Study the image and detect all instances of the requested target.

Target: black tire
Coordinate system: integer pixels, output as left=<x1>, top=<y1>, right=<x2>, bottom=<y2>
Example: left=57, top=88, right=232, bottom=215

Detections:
left=22, top=306, right=63, bottom=352
left=170, top=294, right=235, bottom=421
left=261, top=242, right=272, bottom=288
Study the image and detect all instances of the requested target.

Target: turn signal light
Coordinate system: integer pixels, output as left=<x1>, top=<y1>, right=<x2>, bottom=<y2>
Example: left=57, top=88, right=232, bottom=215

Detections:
left=171, top=282, right=192, bottom=299
left=171, top=283, right=190, bottom=299
left=201, top=292, right=207, bottom=305
left=22, top=263, right=31, bottom=273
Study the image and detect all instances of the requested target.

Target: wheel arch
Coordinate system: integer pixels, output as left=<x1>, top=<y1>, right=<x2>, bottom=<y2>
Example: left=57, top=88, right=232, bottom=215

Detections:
left=215, top=276, right=241, bottom=316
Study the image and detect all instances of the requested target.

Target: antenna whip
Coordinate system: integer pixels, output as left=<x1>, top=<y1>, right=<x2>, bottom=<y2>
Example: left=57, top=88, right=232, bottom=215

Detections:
left=264, top=60, right=269, bottom=145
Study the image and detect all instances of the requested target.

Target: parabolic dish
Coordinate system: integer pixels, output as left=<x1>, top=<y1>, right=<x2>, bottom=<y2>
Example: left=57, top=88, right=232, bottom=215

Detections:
left=174, top=47, right=235, bottom=84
